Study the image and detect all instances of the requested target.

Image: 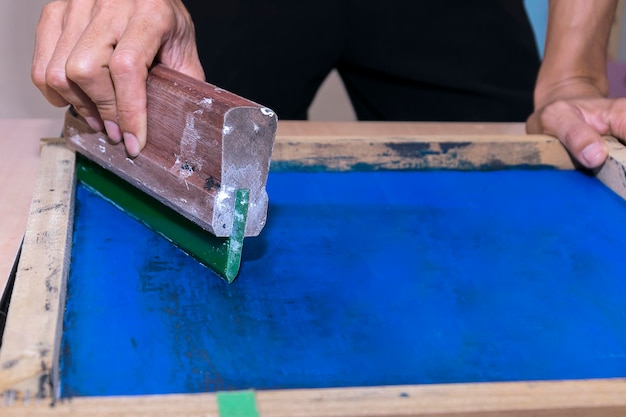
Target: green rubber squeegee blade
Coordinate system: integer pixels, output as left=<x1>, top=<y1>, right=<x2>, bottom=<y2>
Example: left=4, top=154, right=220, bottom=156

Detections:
left=75, top=154, right=249, bottom=283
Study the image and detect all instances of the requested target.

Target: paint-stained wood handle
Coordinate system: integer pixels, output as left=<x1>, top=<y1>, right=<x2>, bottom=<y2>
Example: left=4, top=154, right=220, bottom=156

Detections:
left=64, top=64, right=277, bottom=237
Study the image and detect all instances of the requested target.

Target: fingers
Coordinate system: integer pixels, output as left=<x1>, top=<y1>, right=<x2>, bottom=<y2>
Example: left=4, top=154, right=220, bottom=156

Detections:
left=34, top=0, right=205, bottom=156
left=63, top=1, right=161, bottom=153
left=529, top=99, right=610, bottom=169
left=45, top=0, right=107, bottom=132
left=106, top=6, right=180, bottom=156
left=65, top=2, right=129, bottom=142
left=562, top=123, right=608, bottom=169
left=104, top=1, right=205, bottom=156
left=32, top=1, right=70, bottom=108
left=108, top=50, right=148, bottom=157
left=606, top=98, right=626, bottom=148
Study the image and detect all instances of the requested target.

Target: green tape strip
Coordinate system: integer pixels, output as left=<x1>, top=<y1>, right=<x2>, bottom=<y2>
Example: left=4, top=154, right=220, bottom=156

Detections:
left=217, top=390, right=259, bottom=417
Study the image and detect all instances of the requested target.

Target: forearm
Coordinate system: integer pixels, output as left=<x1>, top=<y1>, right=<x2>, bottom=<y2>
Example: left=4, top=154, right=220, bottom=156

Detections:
left=534, top=0, right=618, bottom=106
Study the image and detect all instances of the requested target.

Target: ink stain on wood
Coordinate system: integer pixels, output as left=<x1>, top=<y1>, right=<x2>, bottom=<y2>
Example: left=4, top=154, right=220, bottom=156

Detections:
left=204, top=176, right=220, bottom=192
left=61, top=170, right=626, bottom=397
left=386, top=142, right=438, bottom=157
left=37, top=360, right=52, bottom=400
left=35, top=203, right=65, bottom=214
left=1, top=359, right=18, bottom=369
left=180, top=161, right=195, bottom=174
left=271, top=140, right=561, bottom=172
left=439, top=142, right=472, bottom=154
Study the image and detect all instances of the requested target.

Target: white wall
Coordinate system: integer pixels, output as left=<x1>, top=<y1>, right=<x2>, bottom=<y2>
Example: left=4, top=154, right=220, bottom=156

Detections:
left=0, top=1, right=548, bottom=120
left=0, top=1, right=65, bottom=119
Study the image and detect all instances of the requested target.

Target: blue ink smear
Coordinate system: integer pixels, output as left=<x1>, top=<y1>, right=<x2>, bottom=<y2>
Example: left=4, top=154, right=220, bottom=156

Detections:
left=61, top=170, right=626, bottom=397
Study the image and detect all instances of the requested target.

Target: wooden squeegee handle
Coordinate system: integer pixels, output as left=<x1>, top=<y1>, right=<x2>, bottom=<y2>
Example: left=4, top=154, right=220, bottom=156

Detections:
left=63, top=64, right=277, bottom=237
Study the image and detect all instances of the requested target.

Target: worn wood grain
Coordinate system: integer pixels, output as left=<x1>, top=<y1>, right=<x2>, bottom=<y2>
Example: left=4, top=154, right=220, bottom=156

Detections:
left=64, top=65, right=277, bottom=237
left=271, top=122, right=572, bottom=171
left=0, top=143, right=75, bottom=400
left=275, top=121, right=528, bottom=137
left=270, top=133, right=576, bottom=171
left=0, top=119, right=62, bottom=296
left=596, top=136, right=626, bottom=199
left=1, top=379, right=626, bottom=416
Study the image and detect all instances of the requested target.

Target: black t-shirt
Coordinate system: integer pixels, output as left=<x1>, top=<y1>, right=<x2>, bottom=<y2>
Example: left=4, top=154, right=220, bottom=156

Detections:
left=183, top=0, right=540, bottom=121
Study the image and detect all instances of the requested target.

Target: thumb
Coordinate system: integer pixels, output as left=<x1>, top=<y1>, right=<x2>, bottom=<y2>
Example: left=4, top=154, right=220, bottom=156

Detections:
left=561, top=122, right=609, bottom=169
left=528, top=100, right=609, bottom=169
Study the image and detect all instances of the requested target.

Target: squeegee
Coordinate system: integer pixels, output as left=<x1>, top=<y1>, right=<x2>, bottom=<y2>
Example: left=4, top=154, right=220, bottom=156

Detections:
left=63, top=64, right=277, bottom=282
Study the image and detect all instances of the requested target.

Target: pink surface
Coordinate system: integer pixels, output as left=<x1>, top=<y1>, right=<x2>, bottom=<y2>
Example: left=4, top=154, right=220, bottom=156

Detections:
left=0, top=119, right=62, bottom=295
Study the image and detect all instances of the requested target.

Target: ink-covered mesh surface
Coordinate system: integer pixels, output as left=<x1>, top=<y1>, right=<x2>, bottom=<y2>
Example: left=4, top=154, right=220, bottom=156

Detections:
left=61, top=170, right=626, bottom=397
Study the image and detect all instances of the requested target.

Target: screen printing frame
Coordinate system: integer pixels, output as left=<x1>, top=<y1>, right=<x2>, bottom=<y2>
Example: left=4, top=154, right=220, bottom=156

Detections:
left=2, top=122, right=626, bottom=416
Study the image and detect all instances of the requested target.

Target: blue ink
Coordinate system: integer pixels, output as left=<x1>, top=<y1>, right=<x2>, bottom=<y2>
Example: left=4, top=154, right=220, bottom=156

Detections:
left=61, top=170, right=626, bottom=397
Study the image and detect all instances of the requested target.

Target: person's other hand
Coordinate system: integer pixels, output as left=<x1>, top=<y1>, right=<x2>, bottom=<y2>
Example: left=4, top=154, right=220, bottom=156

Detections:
left=526, top=81, right=624, bottom=170
left=32, top=0, right=205, bottom=156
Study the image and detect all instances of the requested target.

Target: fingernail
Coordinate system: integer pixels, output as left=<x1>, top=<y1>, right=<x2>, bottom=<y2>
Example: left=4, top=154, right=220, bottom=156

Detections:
left=85, top=116, right=103, bottom=132
left=104, top=120, right=122, bottom=143
left=123, top=132, right=140, bottom=157
left=581, top=142, right=607, bottom=168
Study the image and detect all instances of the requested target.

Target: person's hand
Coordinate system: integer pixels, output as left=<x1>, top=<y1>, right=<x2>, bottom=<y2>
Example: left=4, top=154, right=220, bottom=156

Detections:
left=526, top=80, right=624, bottom=170
left=32, top=0, right=205, bottom=156
left=526, top=0, right=621, bottom=170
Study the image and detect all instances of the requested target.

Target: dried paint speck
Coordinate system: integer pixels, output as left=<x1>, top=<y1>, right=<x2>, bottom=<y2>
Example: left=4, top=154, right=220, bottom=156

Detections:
left=260, top=107, right=275, bottom=117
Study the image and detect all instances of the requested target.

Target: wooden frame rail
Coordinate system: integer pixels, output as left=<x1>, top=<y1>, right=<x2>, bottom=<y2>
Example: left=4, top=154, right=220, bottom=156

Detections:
left=1, top=124, right=626, bottom=416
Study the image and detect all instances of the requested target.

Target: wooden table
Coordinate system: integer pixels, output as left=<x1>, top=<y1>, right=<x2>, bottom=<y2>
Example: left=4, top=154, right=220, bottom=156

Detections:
left=0, top=119, right=62, bottom=296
